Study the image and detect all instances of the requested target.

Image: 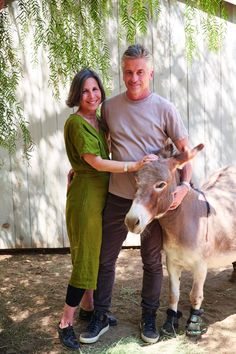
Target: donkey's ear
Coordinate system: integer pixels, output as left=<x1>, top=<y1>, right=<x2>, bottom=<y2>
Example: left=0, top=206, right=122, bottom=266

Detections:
left=172, top=144, right=204, bottom=168
left=155, top=143, right=175, bottom=158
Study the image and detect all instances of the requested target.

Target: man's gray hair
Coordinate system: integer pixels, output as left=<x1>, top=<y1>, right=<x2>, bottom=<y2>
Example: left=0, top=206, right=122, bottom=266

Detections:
left=121, top=44, right=153, bottom=67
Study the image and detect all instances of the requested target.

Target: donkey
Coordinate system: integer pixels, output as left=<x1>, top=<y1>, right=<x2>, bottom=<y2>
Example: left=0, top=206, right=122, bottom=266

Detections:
left=125, top=144, right=236, bottom=337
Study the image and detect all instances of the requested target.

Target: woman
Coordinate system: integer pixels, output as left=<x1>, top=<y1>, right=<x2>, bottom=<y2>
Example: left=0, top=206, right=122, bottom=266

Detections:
left=58, top=69, right=155, bottom=350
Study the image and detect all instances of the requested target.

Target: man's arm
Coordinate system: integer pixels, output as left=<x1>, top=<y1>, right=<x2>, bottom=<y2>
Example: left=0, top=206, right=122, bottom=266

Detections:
left=168, top=137, right=192, bottom=210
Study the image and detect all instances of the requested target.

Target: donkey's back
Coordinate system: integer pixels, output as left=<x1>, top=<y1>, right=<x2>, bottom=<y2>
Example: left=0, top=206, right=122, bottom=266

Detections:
left=201, top=166, right=236, bottom=267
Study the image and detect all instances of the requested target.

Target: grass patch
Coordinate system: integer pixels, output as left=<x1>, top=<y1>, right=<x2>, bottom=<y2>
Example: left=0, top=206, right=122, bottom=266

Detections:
left=174, top=337, right=206, bottom=354
left=120, top=286, right=139, bottom=305
left=82, top=337, right=142, bottom=354
left=156, top=335, right=206, bottom=354
left=81, top=335, right=206, bottom=354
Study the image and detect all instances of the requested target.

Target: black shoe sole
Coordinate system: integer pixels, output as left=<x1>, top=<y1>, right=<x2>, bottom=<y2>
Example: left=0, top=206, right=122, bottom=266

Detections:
left=79, top=324, right=109, bottom=344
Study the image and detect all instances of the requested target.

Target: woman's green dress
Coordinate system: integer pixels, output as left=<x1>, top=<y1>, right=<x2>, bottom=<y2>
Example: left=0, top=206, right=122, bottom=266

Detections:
left=64, top=114, right=109, bottom=289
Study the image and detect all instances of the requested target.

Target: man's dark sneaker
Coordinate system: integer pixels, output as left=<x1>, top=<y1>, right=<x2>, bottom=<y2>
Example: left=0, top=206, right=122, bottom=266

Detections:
left=58, top=324, right=80, bottom=351
left=107, top=313, right=118, bottom=327
left=79, top=308, right=94, bottom=321
left=140, top=310, right=160, bottom=344
left=79, top=311, right=109, bottom=344
left=79, top=308, right=118, bottom=326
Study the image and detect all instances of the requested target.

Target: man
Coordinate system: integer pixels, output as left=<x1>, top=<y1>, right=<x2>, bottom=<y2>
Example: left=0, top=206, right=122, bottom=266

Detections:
left=80, top=44, right=192, bottom=344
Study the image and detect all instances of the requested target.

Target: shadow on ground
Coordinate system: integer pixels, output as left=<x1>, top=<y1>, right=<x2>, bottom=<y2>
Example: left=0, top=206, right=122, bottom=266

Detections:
left=0, top=250, right=235, bottom=354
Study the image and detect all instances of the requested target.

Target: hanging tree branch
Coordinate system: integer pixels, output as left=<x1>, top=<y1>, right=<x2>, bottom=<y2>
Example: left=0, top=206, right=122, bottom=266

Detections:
left=0, top=0, right=227, bottom=160
left=185, top=0, right=227, bottom=62
left=0, top=6, right=33, bottom=159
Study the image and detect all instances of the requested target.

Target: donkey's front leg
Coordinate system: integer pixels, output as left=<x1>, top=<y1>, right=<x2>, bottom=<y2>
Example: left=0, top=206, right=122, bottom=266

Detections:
left=161, top=259, right=182, bottom=337
left=186, top=262, right=208, bottom=337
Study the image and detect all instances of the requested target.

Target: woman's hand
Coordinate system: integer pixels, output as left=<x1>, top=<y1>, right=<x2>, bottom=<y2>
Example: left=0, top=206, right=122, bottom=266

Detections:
left=133, top=154, right=159, bottom=171
left=142, top=154, right=159, bottom=164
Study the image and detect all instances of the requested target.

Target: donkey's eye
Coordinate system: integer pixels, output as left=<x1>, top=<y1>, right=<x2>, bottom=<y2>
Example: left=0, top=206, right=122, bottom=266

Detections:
left=154, top=181, right=167, bottom=191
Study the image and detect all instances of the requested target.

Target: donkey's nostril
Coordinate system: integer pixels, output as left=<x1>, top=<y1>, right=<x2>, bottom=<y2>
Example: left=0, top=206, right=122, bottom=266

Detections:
left=134, top=218, right=140, bottom=226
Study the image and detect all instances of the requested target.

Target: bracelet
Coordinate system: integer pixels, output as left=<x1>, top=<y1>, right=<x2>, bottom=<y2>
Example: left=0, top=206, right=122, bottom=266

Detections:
left=124, top=162, right=128, bottom=172
left=181, top=181, right=191, bottom=191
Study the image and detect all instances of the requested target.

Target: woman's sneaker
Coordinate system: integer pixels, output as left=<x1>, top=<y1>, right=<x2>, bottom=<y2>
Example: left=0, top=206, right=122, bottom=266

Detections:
left=79, top=311, right=109, bottom=344
left=58, top=324, right=80, bottom=351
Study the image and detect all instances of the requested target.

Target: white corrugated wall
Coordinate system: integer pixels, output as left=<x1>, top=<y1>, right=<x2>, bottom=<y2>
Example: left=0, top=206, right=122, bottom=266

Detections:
left=1, top=1, right=236, bottom=249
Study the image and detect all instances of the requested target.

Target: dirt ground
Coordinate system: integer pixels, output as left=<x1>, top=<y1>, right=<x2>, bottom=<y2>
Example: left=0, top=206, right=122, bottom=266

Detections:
left=0, top=249, right=236, bottom=354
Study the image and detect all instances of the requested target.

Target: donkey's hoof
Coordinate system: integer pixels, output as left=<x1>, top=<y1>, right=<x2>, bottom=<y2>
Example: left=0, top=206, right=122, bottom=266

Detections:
left=161, top=309, right=182, bottom=338
left=186, top=327, right=207, bottom=337
left=186, top=314, right=207, bottom=337
left=161, top=323, right=176, bottom=338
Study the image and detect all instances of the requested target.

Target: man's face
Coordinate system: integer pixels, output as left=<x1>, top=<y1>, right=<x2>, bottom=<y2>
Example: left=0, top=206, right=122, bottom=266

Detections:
left=122, top=58, right=153, bottom=100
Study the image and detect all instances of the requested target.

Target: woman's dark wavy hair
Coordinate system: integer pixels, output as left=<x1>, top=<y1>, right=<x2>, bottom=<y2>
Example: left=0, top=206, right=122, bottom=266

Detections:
left=66, top=69, right=106, bottom=108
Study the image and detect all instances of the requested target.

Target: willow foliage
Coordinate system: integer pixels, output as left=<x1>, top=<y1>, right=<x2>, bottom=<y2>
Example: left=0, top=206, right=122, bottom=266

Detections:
left=0, top=9, right=33, bottom=158
left=0, top=0, right=227, bottom=158
left=185, top=0, right=227, bottom=62
left=119, top=0, right=160, bottom=42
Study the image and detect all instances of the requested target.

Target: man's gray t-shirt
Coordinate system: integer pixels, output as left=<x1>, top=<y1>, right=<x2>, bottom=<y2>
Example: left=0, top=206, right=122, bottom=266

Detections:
left=102, top=92, right=188, bottom=199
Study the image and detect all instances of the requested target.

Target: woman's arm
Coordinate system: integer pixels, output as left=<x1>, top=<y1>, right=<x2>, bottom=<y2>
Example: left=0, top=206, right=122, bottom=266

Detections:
left=82, top=153, right=157, bottom=173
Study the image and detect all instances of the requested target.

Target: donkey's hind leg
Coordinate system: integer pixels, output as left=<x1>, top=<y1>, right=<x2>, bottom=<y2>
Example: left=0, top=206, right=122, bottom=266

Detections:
left=186, top=262, right=207, bottom=337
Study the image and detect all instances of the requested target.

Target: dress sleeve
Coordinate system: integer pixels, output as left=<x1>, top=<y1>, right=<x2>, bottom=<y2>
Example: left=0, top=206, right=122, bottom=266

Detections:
left=71, top=122, right=101, bottom=156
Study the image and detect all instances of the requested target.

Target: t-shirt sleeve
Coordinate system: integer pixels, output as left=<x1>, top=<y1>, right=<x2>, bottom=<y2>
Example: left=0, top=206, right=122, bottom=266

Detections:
left=71, top=122, right=101, bottom=156
left=165, top=104, right=188, bottom=142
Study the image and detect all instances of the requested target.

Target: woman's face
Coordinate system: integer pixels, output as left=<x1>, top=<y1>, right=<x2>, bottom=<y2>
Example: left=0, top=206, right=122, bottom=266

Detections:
left=79, top=77, right=102, bottom=114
